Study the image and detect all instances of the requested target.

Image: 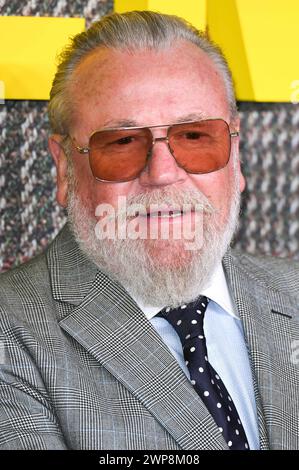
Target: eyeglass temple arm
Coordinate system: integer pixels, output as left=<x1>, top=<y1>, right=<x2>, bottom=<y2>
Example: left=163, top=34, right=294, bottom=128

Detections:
left=74, top=144, right=90, bottom=154
left=66, top=134, right=90, bottom=154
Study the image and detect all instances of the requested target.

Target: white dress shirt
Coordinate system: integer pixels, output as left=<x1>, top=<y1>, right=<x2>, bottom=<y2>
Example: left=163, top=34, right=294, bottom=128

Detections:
left=133, top=263, right=260, bottom=450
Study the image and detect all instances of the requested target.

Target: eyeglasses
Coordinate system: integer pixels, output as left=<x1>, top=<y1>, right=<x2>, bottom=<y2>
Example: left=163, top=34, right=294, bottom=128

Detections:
left=70, top=118, right=238, bottom=183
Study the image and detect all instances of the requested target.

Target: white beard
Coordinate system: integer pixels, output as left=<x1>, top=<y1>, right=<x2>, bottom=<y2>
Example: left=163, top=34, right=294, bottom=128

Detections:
left=67, top=175, right=241, bottom=309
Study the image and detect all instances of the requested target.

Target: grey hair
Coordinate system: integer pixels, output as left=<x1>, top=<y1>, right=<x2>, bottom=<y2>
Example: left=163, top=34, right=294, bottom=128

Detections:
left=48, top=10, right=238, bottom=135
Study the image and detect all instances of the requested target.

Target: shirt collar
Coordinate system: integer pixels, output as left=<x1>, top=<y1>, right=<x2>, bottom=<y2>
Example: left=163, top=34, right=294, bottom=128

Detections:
left=200, top=263, right=239, bottom=320
left=132, top=262, right=239, bottom=321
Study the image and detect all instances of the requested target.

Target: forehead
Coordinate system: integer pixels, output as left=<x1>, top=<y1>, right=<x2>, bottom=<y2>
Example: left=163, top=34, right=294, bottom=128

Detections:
left=69, top=41, right=229, bottom=132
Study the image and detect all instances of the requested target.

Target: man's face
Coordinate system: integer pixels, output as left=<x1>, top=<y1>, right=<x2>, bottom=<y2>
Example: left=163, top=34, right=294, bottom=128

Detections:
left=50, top=40, right=245, bottom=307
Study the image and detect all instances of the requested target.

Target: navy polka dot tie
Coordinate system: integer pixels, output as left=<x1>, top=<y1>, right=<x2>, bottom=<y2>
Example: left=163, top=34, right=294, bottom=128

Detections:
left=158, top=296, right=250, bottom=450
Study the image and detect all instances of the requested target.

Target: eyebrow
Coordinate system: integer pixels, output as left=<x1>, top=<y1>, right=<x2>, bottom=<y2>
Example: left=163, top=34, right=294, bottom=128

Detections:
left=102, top=119, right=139, bottom=128
left=176, top=112, right=206, bottom=122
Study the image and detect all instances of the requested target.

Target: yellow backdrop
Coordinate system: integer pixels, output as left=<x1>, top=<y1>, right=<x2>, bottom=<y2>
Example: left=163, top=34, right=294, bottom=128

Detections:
left=1, top=1, right=298, bottom=101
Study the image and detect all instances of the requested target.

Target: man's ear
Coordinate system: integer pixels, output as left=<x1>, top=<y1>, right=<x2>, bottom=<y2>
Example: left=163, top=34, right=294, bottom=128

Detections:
left=231, top=116, right=246, bottom=193
left=237, top=160, right=246, bottom=193
left=48, top=135, right=69, bottom=208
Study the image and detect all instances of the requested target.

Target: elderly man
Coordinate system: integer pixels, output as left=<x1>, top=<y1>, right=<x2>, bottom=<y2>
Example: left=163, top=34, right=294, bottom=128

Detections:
left=0, top=11, right=298, bottom=451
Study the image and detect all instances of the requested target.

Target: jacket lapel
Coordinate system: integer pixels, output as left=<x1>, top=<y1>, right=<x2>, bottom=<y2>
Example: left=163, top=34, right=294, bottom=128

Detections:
left=223, top=250, right=299, bottom=450
left=49, top=225, right=228, bottom=450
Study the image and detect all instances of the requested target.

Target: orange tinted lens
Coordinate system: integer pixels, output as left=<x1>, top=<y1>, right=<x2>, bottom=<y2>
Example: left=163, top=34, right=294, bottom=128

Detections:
left=89, top=128, right=151, bottom=181
left=169, top=119, right=231, bottom=173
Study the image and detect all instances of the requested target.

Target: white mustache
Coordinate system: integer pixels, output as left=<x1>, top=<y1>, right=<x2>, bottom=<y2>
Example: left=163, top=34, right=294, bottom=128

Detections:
left=105, top=188, right=216, bottom=221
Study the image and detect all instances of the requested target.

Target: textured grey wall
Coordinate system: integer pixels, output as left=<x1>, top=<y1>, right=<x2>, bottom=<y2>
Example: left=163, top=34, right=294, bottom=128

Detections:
left=1, top=1, right=299, bottom=272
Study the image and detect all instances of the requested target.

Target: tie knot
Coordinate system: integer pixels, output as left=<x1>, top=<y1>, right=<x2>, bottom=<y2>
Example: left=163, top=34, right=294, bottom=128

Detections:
left=157, top=296, right=209, bottom=345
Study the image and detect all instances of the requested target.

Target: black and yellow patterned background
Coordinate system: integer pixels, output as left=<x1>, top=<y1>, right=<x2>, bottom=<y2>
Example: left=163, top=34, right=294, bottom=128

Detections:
left=1, top=1, right=299, bottom=272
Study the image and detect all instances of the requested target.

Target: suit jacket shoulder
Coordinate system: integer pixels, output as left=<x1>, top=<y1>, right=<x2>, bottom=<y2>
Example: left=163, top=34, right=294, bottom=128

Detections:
left=228, top=248, right=299, bottom=306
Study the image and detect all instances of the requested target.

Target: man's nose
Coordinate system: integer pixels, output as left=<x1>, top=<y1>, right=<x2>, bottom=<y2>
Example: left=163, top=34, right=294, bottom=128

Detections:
left=138, top=137, right=187, bottom=187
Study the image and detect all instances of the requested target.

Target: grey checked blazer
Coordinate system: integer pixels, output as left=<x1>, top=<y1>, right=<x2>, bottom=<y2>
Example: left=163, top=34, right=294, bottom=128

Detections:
left=0, top=223, right=299, bottom=450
